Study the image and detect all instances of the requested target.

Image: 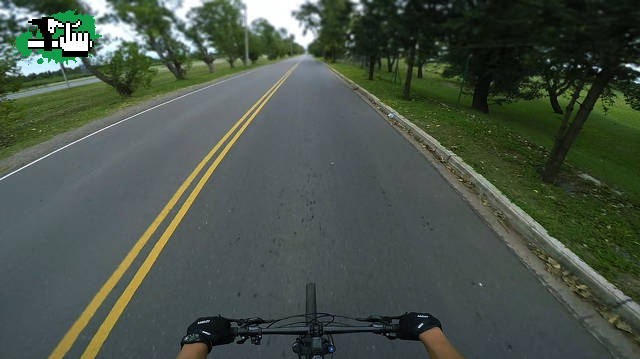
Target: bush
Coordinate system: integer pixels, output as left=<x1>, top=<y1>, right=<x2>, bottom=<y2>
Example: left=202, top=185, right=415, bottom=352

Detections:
left=100, top=42, right=157, bottom=97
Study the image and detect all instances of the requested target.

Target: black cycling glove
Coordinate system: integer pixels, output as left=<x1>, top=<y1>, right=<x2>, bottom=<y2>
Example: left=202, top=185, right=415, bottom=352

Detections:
left=180, top=316, right=235, bottom=352
left=398, top=312, right=442, bottom=340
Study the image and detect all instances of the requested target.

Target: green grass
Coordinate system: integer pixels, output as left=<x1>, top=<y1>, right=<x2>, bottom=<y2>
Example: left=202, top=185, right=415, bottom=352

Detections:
left=0, top=58, right=276, bottom=160
left=328, top=60, right=640, bottom=301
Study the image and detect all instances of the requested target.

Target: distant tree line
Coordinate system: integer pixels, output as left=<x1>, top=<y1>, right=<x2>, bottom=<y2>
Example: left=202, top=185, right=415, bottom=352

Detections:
left=2, top=0, right=305, bottom=98
left=294, top=0, right=640, bottom=183
left=20, top=64, right=89, bottom=82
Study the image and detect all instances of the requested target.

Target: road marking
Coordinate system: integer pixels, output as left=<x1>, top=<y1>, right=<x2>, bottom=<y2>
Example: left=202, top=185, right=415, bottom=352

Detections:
left=47, top=64, right=296, bottom=359
left=0, top=66, right=267, bottom=183
left=79, top=62, right=299, bottom=359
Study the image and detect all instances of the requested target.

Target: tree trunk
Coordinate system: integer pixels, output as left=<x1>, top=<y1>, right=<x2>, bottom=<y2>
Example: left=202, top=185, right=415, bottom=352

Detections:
left=471, top=72, right=492, bottom=113
left=172, top=62, right=186, bottom=80
left=80, top=58, right=109, bottom=85
left=80, top=58, right=134, bottom=96
left=403, top=40, right=416, bottom=100
left=387, top=55, right=394, bottom=72
left=377, top=56, right=382, bottom=70
left=547, top=88, right=563, bottom=114
left=228, top=58, right=235, bottom=68
left=542, top=67, right=615, bottom=183
left=417, top=61, right=423, bottom=79
left=205, top=59, right=215, bottom=73
left=114, top=84, right=133, bottom=97
left=368, top=55, right=375, bottom=80
left=80, top=57, right=117, bottom=88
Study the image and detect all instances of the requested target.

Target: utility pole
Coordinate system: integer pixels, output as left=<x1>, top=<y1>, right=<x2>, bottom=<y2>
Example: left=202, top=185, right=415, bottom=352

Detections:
left=59, top=63, right=70, bottom=89
left=244, top=5, right=249, bottom=66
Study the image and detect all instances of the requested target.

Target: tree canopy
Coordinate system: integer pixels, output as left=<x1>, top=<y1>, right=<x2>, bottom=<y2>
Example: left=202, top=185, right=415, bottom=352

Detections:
left=107, top=0, right=191, bottom=79
left=293, top=0, right=352, bottom=62
left=194, top=0, right=245, bottom=67
left=296, top=0, right=640, bottom=182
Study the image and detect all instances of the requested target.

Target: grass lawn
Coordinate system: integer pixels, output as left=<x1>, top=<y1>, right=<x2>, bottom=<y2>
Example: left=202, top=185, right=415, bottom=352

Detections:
left=0, top=58, right=276, bottom=160
left=328, top=60, right=640, bottom=301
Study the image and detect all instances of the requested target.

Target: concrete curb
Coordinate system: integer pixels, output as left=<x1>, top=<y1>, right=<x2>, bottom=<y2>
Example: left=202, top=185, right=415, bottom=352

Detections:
left=325, top=64, right=640, bottom=334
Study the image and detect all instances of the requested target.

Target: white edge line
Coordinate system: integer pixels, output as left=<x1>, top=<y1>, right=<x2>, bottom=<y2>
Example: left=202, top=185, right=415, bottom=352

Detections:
left=0, top=68, right=259, bottom=183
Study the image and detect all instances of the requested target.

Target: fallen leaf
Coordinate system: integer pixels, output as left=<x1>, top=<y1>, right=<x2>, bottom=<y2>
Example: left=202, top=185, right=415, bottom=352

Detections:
left=615, top=320, right=633, bottom=333
left=577, top=289, right=591, bottom=298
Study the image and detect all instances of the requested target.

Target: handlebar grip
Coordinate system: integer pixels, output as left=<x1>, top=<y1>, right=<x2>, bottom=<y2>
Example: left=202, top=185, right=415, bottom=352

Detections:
left=230, top=327, right=245, bottom=337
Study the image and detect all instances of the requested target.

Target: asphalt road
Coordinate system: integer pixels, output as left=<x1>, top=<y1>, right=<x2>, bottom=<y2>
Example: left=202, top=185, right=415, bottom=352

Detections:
left=0, top=56, right=613, bottom=358
left=6, top=76, right=101, bottom=99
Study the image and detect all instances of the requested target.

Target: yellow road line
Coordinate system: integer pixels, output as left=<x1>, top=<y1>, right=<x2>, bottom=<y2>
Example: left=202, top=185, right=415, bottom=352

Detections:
left=48, top=64, right=296, bottom=359
left=80, top=62, right=299, bottom=359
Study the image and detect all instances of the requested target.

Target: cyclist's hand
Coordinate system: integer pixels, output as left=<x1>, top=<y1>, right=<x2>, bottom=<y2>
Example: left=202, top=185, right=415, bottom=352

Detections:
left=181, top=316, right=234, bottom=352
left=398, top=312, right=442, bottom=341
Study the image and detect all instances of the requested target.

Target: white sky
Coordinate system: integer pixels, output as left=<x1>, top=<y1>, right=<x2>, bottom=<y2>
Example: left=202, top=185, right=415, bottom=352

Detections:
left=18, top=0, right=315, bottom=75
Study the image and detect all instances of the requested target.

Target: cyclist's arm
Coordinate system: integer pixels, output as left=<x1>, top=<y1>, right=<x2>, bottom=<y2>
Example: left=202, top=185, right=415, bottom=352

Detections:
left=176, top=343, right=208, bottom=359
left=419, top=328, right=464, bottom=359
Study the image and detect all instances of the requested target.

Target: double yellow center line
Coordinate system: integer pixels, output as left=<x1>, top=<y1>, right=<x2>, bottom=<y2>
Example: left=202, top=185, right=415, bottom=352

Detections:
left=49, top=62, right=299, bottom=359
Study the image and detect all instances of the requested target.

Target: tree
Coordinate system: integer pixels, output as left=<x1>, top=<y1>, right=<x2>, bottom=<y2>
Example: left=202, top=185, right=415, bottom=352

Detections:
left=535, top=0, right=640, bottom=182
left=293, top=0, right=353, bottom=62
left=0, top=10, right=22, bottom=148
left=352, top=0, right=386, bottom=80
left=276, top=28, right=290, bottom=57
left=378, top=0, right=402, bottom=73
left=291, top=41, right=305, bottom=55
left=1, top=12, right=22, bottom=101
left=252, top=18, right=291, bottom=60
left=247, top=31, right=262, bottom=63
left=416, top=35, right=443, bottom=79
left=99, top=41, right=156, bottom=96
left=400, top=0, right=447, bottom=100
left=181, top=10, right=216, bottom=73
left=107, top=0, right=191, bottom=80
left=195, top=0, right=245, bottom=68
left=307, top=38, right=323, bottom=57
left=537, top=57, right=580, bottom=114
left=252, top=18, right=277, bottom=60
left=444, top=0, right=535, bottom=113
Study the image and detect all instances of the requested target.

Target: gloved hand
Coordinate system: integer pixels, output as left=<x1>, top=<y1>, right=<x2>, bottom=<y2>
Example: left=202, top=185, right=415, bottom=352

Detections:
left=180, top=316, right=235, bottom=352
left=398, top=312, right=442, bottom=340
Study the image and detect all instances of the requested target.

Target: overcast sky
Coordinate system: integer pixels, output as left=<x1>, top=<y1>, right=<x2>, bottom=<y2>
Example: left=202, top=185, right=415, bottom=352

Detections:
left=18, top=0, right=315, bottom=75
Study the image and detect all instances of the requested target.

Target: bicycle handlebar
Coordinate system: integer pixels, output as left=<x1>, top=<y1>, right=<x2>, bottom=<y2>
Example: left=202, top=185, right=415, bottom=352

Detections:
left=232, top=324, right=399, bottom=337
left=216, top=284, right=403, bottom=356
